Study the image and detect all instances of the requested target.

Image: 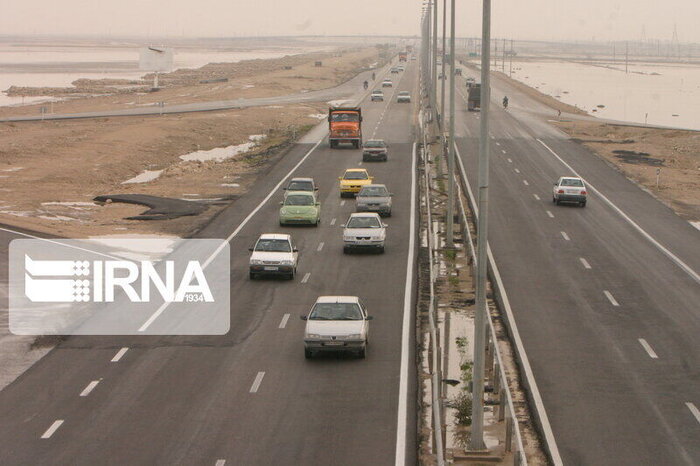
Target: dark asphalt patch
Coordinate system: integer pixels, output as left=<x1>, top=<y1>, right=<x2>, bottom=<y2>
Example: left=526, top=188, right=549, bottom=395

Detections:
left=612, top=150, right=664, bottom=166
left=93, top=194, right=209, bottom=220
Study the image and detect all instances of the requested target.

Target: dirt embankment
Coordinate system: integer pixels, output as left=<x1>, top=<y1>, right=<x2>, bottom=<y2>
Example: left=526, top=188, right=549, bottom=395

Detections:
left=0, top=46, right=392, bottom=238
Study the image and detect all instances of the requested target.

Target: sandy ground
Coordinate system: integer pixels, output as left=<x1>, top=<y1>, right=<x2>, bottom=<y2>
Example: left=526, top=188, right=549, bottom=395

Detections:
left=0, top=47, right=387, bottom=238
left=0, top=47, right=382, bottom=118
left=553, top=120, right=700, bottom=222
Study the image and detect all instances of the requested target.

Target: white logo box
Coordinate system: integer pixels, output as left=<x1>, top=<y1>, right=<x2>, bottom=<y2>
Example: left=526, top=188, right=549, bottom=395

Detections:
left=9, top=238, right=230, bottom=335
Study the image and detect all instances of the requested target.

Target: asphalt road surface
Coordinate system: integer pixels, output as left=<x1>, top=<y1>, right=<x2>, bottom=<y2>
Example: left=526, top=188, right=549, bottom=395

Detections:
left=0, top=62, right=420, bottom=464
left=451, top=66, right=700, bottom=465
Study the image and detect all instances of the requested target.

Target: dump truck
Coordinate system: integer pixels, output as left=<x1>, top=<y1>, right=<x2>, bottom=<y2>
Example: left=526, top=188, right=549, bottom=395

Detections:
left=328, top=106, right=363, bottom=148
left=467, top=84, right=481, bottom=111
left=399, top=51, right=408, bottom=62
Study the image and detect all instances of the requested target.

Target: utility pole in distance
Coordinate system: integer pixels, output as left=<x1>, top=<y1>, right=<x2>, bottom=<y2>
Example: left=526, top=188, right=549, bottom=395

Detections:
left=446, top=0, right=456, bottom=248
left=440, top=0, right=447, bottom=126
left=471, top=0, right=491, bottom=452
left=432, top=0, right=438, bottom=112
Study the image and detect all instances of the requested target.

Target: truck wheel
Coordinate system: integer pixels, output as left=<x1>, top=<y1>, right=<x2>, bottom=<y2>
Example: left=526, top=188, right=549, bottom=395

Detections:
left=304, top=348, right=312, bottom=359
left=358, top=346, right=366, bottom=359
left=353, top=141, right=359, bottom=149
left=330, top=140, right=336, bottom=148
left=249, top=272, right=256, bottom=280
left=580, top=201, right=587, bottom=207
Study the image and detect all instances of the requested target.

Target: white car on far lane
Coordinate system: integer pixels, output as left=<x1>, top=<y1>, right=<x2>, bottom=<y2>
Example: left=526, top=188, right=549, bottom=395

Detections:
left=552, top=176, right=588, bottom=207
left=248, top=233, right=298, bottom=279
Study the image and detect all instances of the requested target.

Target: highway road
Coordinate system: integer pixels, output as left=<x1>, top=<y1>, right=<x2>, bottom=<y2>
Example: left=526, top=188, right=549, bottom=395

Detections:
left=0, top=61, right=420, bottom=464
left=452, top=66, right=700, bottom=465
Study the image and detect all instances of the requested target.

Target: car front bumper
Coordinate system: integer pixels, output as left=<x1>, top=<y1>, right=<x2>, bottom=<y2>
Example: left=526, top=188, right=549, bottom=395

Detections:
left=280, top=214, right=318, bottom=224
left=397, top=98, right=411, bottom=103
left=344, top=240, right=385, bottom=249
left=250, top=264, right=294, bottom=275
left=356, top=204, right=391, bottom=215
left=304, top=339, right=365, bottom=352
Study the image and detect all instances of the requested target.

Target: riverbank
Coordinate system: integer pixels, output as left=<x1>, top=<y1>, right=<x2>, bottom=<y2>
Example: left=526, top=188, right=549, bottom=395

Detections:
left=0, top=46, right=387, bottom=238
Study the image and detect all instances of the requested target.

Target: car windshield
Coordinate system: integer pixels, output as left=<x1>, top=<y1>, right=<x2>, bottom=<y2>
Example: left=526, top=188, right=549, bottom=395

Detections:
left=287, top=180, right=313, bottom=191
left=255, top=239, right=291, bottom=252
left=344, top=171, right=368, bottom=180
left=359, top=186, right=388, bottom=197
left=330, top=113, right=359, bottom=122
left=372, top=90, right=382, bottom=94
left=383, top=80, right=391, bottom=83
left=285, top=194, right=314, bottom=206
left=561, top=179, right=584, bottom=187
left=346, top=216, right=381, bottom=228
left=309, top=302, right=362, bottom=320
left=399, top=92, right=409, bottom=96
left=364, top=141, right=386, bottom=148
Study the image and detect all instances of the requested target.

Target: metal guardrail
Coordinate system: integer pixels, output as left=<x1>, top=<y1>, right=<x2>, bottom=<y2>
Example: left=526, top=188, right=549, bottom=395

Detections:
left=454, top=149, right=528, bottom=465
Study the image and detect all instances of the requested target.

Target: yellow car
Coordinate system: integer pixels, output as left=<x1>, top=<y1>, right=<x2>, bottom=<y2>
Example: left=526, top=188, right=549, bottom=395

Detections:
left=339, top=168, right=374, bottom=198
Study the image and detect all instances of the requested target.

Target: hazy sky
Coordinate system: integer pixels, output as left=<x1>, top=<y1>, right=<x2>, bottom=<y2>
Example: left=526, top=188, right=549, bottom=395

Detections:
left=2, top=0, right=699, bottom=43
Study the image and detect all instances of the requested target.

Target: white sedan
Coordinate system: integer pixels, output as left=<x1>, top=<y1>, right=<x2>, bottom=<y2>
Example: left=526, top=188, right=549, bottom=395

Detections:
left=248, top=233, right=298, bottom=279
left=301, top=296, right=373, bottom=359
left=552, top=176, right=588, bottom=207
left=342, top=212, right=387, bottom=253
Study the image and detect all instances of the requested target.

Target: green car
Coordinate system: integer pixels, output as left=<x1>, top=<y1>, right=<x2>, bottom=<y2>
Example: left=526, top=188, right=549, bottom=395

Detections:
left=279, top=191, right=321, bottom=226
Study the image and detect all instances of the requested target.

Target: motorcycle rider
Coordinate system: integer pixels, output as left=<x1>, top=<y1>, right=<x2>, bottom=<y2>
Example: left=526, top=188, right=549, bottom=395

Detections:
left=503, top=95, right=509, bottom=109
left=363, top=80, right=369, bottom=90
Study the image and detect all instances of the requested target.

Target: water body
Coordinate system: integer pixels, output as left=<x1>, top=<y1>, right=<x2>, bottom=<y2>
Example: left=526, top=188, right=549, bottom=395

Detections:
left=510, top=60, right=700, bottom=130
left=0, top=43, right=326, bottom=107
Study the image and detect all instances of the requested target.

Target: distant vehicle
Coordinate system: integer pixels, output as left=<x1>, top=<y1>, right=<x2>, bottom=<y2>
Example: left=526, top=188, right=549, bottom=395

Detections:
left=339, top=168, right=374, bottom=197
left=397, top=91, right=411, bottom=103
left=552, top=177, right=587, bottom=207
left=390, top=67, right=400, bottom=74
left=248, top=233, right=298, bottom=280
left=370, top=90, right=384, bottom=102
left=467, top=83, right=481, bottom=111
left=465, top=77, right=476, bottom=88
left=399, top=51, right=408, bottom=62
left=382, top=79, right=393, bottom=87
left=454, top=68, right=462, bottom=76
left=283, top=177, right=317, bottom=197
left=279, top=191, right=321, bottom=225
left=356, top=184, right=393, bottom=217
left=362, top=139, right=388, bottom=162
left=328, top=106, right=362, bottom=148
left=301, top=296, right=372, bottom=359
left=438, top=73, right=446, bottom=80
left=342, top=212, right=387, bottom=253
left=397, top=65, right=406, bottom=72
left=410, top=56, right=417, bottom=60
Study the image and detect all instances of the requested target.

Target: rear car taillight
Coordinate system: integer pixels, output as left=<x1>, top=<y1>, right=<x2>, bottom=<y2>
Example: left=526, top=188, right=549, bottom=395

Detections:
left=581, top=190, right=587, bottom=195
left=558, top=189, right=565, bottom=193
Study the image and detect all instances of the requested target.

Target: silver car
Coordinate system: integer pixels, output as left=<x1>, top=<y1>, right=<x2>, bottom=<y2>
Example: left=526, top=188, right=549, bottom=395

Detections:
left=397, top=91, right=411, bottom=103
left=362, top=139, right=388, bottom=162
left=342, top=212, right=387, bottom=253
left=356, top=184, right=392, bottom=216
left=301, top=296, right=372, bottom=359
left=553, top=176, right=588, bottom=207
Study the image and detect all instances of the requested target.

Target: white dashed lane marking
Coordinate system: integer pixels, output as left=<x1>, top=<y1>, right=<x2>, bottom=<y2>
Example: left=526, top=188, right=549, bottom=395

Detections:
left=301, top=272, right=311, bottom=284
left=507, top=158, right=512, bottom=163
left=579, top=257, right=591, bottom=269
left=546, top=210, right=554, bottom=218
left=514, top=168, right=520, bottom=174
left=249, top=372, right=265, bottom=393
left=340, top=200, right=346, bottom=206
left=604, top=290, right=620, bottom=307
left=330, top=218, right=337, bottom=226
left=523, top=180, right=529, bottom=186
left=560, top=231, right=570, bottom=241
left=279, top=313, right=290, bottom=329
left=111, top=347, right=128, bottom=362
left=41, top=420, right=64, bottom=439
left=638, top=339, right=658, bottom=359
left=79, top=380, right=100, bottom=397
left=533, top=194, right=540, bottom=201
left=317, top=242, right=324, bottom=251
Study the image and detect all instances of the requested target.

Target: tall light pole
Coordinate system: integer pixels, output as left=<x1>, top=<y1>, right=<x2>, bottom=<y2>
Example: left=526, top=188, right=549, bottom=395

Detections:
left=445, top=0, right=455, bottom=248
left=471, top=0, right=491, bottom=452
left=439, top=0, right=447, bottom=126
left=432, top=0, right=438, bottom=111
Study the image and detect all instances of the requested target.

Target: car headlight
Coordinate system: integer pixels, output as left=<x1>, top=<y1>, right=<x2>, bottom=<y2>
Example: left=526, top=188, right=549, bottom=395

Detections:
left=306, top=334, right=321, bottom=339
left=250, top=259, right=264, bottom=265
left=343, top=235, right=354, bottom=241
left=279, top=259, right=294, bottom=266
left=345, top=334, right=362, bottom=339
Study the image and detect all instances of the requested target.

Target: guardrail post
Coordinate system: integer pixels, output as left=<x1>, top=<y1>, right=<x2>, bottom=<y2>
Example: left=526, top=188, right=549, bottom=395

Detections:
left=498, top=388, right=506, bottom=421
left=493, top=362, right=501, bottom=393
left=505, top=410, right=513, bottom=453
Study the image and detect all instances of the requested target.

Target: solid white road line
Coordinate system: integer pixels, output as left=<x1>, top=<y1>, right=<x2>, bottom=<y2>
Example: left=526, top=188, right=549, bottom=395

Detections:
left=560, top=231, right=570, bottom=241
left=317, top=242, right=324, bottom=252
left=533, top=194, right=541, bottom=201
left=301, top=272, right=311, bottom=284
left=41, top=420, right=64, bottom=439
left=0, top=227, right=121, bottom=260
left=537, top=138, right=700, bottom=285
left=330, top=218, right=337, bottom=226
left=546, top=210, right=554, bottom=218
left=80, top=380, right=100, bottom=397
left=279, top=313, right=290, bottom=329
left=604, top=290, right=620, bottom=307
left=249, top=372, right=265, bottom=393
left=579, top=257, right=592, bottom=269
left=638, top=339, right=659, bottom=359
left=687, top=402, right=700, bottom=425
left=138, top=136, right=326, bottom=332
left=394, top=142, right=417, bottom=466
left=523, top=180, right=529, bottom=186
left=111, top=347, right=129, bottom=362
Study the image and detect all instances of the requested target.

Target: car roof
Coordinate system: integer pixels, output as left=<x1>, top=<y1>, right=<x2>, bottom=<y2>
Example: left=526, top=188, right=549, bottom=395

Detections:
left=285, top=190, right=315, bottom=196
left=560, top=176, right=583, bottom=181
left=345, top=168, right=368, bottom=173
left=360, top=184, right=387, bottom=189
left=349, top=212, right=382, bottom=218
left=398, top=91, right=409, bottom=94
left=365, top=139, right=385, bottom=143
left=289, top=177, right=313, bottom=182
left=258, top=233, right=290, bottom=240
left=315, top=296, right=360, bottom=304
